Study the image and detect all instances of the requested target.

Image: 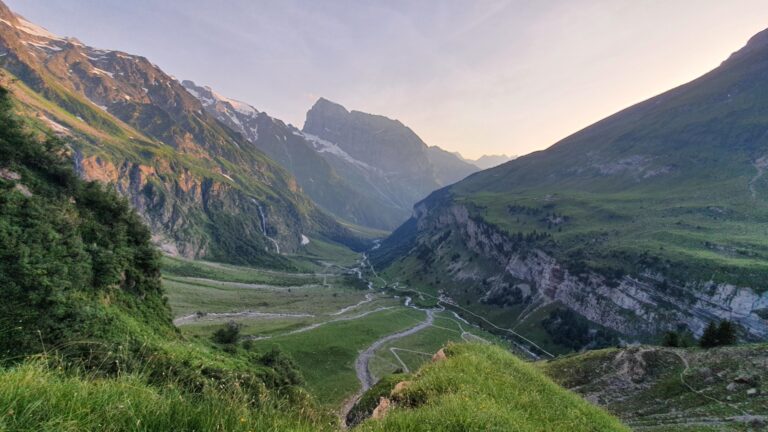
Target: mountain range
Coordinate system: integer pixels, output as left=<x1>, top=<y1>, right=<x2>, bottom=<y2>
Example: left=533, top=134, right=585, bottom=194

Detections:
left=0, top=2, right=479, bottom=269
left=181, top=82, right=477, bottom=231
left=0, top=1, right=375, bottom=266
left=373, top=26, right=768, bottom=353
left=3, top=2, right=768, bottom=430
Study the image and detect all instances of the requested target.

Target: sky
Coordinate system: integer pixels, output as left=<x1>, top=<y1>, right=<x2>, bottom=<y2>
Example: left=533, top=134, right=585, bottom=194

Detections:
left=6, top=1, right=768, bottom=159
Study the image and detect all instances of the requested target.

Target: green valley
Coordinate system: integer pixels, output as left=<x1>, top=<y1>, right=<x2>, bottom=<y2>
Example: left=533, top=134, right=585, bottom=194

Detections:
left=3, top=2, right=768, bottom=431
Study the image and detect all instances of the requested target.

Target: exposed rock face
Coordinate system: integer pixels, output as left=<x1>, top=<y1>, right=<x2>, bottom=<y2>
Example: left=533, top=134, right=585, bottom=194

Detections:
left=0, top=1, right=363, bottom=263
left=181, top=80, right=405, bottom=230
left=303, top=98, right=478, bottom=221
left=390, top=381, right=412, bottom=401
left=72, top=151, right=298, bottom=260
left=405, top=200, right=768, bottom=342
left=432, top=348, right=447, bottom=363
left=371, top=397, right=391, bottom=420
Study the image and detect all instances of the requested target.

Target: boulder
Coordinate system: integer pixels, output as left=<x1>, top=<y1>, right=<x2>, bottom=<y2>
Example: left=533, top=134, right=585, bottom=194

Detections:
left=390, top=381, right=412, bottom=401
left=372, top=397, right=391, bottom=420
left=432, top=348, right=447, bottom=362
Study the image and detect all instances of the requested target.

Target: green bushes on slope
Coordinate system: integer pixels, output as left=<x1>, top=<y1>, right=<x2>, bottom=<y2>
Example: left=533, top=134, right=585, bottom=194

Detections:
left=0, top=85, right=322, bottom=424
left=0, top=85, right=171, bottom=361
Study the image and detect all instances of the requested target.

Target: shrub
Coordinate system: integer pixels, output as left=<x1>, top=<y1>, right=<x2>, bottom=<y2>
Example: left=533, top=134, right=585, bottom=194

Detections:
left=661, top=331, right=679, bottom=347
left=213, top=321, right=242, bottom=344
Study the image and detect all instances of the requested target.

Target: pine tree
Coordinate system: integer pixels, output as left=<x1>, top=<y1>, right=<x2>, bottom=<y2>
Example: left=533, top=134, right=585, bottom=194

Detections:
left=699, top=321, right=720, bottom=348
left=661, top=331, right=679, bottom=347
left=716, top=320, right=737, bottom=346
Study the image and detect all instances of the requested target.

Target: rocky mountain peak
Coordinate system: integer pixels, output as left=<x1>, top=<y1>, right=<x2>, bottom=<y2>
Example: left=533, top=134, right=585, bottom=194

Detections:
left=0, top=1, right=17, bottom=25
left=304, top=97, right=350, bottom=134
left=309, top=97, right=349, bottom=117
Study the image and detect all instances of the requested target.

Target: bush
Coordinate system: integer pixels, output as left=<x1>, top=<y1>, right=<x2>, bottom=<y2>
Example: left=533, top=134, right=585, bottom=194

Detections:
left=0, top=86, right=168, bottom=362
left=213, top=321, right=242, bottom=344
left=661, top=331, right=679, bottom=347
left=541, top=308, right=617, bottom=351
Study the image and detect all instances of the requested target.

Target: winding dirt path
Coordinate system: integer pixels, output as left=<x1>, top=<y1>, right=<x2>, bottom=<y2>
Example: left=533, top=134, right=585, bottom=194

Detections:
left=671, top=350, right=748, bottom=416
left=339, top=308, right=435, bottom=427
left=355, top=309, right=435, bottom=391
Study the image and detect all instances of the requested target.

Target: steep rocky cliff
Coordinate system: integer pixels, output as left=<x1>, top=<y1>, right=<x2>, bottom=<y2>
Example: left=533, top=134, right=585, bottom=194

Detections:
left=0, top=1, right=363, bottom=264
left=382, top=197, right=768, bottom=350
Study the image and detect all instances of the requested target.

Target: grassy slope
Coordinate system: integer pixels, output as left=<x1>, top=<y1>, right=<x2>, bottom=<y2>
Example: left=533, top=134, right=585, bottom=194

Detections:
left=442, top=37, right=768, bottom=290
left=0, top=83, right=333, bottom=430
left=0, top=361, right=330, bottom=432
left=540, top=344, right=768, bottom=431
left=356, top=343, right=628, bottom=432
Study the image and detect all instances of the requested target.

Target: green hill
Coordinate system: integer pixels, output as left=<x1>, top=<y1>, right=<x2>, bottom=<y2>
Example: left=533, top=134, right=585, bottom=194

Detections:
left=373, top=28, right=768, bottom=353
left=0, top=84, right=331, bottom=429
left=352, top=343, right=628, bottom=431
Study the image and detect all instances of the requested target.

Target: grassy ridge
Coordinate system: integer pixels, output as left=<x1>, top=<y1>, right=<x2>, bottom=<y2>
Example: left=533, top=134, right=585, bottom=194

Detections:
left=356, top=343, right=628, bottom=431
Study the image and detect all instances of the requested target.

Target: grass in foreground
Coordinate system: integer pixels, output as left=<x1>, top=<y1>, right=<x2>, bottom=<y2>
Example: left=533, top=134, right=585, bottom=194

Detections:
left=356, top=343, right=629, bottom=432
left=0, top=361, right=334, bottom=432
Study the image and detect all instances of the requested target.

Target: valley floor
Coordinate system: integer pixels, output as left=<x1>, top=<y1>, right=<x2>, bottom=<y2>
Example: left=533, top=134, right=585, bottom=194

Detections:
left=162, top=254, right=503, bottom=413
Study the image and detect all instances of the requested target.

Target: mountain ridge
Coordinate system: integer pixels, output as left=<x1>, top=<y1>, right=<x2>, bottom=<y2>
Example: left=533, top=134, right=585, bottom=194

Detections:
left=303, top=97, right=478, bottom=216
left=373, top=25, right=768, bottom=353
left=0, top=0, right=364, bottom=264
left=181, top=80, right=407, bottom=231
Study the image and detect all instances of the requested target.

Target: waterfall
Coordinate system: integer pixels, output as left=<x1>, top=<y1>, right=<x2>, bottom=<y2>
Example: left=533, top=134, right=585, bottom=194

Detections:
left=252, top=199, right=280, bottom=254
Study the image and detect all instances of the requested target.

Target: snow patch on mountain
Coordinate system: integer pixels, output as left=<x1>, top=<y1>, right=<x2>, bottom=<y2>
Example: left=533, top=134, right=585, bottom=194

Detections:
left=92, top=67, right=114, bottom=78
left=302, top=132, right=374, bottom=170
left=210, top=88, right=258, bottom=116
left=42, top=116, right=70, bottom=135
left=22, top=39, right=61, bottom=52
left=14, top=15, right=63, bottom=40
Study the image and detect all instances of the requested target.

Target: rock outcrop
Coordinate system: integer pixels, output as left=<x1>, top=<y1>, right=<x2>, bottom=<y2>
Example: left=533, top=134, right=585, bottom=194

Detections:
left=396, top=200, right=768, bottom=344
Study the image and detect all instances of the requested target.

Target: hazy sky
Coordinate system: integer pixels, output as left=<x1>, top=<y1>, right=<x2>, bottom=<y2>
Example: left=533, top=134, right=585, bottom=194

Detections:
left=7, top=1, right=768, bottom=159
